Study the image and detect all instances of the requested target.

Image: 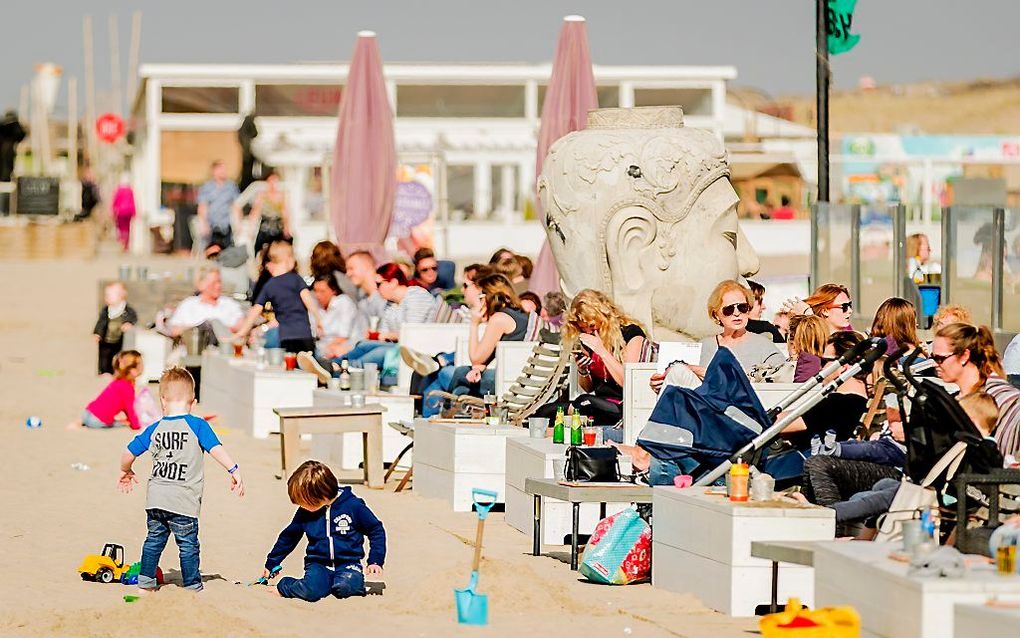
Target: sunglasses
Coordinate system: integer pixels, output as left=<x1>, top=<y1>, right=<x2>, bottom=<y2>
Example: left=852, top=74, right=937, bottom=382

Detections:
left=828, top=302, right=853, bottom=313
left=720, top=303, right=752, bottom=317
left=930, top=352, right=956, bottom=365
left=419, top=265, right=438, bottom=273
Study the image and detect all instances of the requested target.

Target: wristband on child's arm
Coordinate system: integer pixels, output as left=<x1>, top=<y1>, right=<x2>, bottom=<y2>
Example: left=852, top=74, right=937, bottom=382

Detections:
left=228, top=464, right=239, bottom=474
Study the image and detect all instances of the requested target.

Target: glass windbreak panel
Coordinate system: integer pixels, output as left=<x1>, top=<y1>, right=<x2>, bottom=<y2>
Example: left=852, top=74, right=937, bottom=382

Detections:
left=633, top=88, right=713, bottom=116
left=1001, top=208, right=1020, bottom=331
left=305, top=167, right=327, bottom=221
left=162, top=86, right=239, bottom=113
left=537, top=85, right=620, bottom=112
left=254, top=84, right=343, bottom=117
left=448, top=165, right=475, bottom=220
left=396, top=85, right=525, bottom=118
left=946, top=207, right=996, bottom=327
left=813, top=202, right=854, bottom=295
left=858, top=206, right=897, bottom=325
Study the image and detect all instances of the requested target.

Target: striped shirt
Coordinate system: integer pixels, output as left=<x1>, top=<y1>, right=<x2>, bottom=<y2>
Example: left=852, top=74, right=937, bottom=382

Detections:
left=379, top=286, right=436, bottom=334
left=984, top=376, right=1020, bottom=459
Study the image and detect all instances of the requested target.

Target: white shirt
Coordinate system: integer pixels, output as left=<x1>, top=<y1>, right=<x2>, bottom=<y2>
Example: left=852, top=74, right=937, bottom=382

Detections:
left=316, top=294, right=361, bottom=351
left=168, top=295, right=244, bottom=330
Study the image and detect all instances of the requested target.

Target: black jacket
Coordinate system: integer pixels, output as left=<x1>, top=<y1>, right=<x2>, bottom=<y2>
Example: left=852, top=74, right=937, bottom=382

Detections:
left=93, top=304, right=138, bottom=340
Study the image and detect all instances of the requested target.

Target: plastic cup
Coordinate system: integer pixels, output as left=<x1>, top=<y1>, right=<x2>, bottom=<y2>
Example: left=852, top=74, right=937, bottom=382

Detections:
left=284, top=353, right=297, bottom=370
left=327, top=378, right=341, bottom=391
left=750, top=474, right=776, bottom=501
left=267, top=348, right=285, bottom=366
left=368, top=331, right=380, bottom=341
left=364, top=363, right=379, bottom=393
left=528, top=417, right=548, bottom=439
left=233, top=342, right=244, bottom=358
left=552, top=458, right=566, bottom=481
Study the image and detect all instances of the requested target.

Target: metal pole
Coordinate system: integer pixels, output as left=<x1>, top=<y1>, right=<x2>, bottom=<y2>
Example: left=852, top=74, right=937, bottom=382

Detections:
left=941, top=207, right=953, bottom=305
left=991, top=208, right=1005, bottom=331
left=815, top=0, right=830, bottom=203
left=68, top=77, right=79, bottom=211
left=893, top=204, right=907, bottom=298
left=125, top=12, right=142, bottom=114
left=83, top=15, right=98, bottom=164
left=810, top=202, right=820, bottom=289
left=108, top=14, right=122, bottom=116
left=850, top=204, right=861, bottom=316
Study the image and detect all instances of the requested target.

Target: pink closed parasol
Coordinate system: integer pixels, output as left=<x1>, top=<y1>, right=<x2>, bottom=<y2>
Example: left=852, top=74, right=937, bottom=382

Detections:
left=330, top=31, right=396, bottom=258
left=530, top=15, right=599, bottom=298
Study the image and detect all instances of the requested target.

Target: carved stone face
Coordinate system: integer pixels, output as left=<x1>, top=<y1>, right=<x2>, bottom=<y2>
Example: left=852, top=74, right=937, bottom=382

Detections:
left=537, top=107, right=759, bottom=341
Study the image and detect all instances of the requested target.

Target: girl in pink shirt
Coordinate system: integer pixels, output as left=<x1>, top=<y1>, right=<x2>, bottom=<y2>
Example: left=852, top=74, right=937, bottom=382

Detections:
left=68, top=350, right=144, bottom=430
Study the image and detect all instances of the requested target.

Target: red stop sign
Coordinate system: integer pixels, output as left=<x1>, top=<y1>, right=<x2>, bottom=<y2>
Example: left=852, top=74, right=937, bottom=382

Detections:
left=95, top=113, right=125, bottom=144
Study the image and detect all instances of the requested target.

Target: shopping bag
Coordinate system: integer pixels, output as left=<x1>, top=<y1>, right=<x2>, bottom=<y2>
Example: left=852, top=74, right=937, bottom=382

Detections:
left=579, top=507, right=650, bottom=585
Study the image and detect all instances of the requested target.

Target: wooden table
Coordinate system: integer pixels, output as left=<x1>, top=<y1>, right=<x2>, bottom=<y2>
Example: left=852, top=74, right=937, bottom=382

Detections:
left=524, top=478, right=652, bottom=570
left=311, top=388, right=415, bottom=472
left=274, top=405, right=386, bottom=488
left=750, top=540, right=821, bottom=613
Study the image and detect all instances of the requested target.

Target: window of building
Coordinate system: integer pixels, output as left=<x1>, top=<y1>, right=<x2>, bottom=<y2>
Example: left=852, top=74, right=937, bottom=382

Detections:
left=491, top=165, right=520, bottom=216
left=537, top=85, right=619, bottom=112
left=396, top=85, right=526, bottom=118
left=448, top=165, right=476, bottom=220
left=254, top=84, right=343, bottom=117
left=633, top=88, right=713, bottom=116
left=161, top=86, right=239, bottom=114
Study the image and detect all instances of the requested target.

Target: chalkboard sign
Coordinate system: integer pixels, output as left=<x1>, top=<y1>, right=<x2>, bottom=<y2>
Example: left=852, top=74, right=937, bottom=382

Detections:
left=15, top=176, right=60, bottom=215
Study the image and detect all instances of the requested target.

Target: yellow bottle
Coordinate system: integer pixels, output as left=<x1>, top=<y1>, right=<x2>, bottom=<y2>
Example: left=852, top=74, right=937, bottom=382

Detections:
left=729, top=461, right=749, bottom=502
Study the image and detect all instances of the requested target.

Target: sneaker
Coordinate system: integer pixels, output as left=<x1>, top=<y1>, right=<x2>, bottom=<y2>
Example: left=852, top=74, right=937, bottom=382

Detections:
left=297, top=352, right=332, bottom=386
left=400, top=345, right=439, bottom=376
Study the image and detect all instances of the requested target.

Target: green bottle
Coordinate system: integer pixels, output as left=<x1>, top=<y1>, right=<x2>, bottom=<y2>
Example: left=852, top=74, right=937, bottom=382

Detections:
left=570, top=412, right=583, bottom=446
left=552, top=407, right=565, bottom=444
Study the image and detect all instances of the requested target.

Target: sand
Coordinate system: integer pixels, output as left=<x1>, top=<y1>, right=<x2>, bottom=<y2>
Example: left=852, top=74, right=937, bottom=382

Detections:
left=0, top=256, right=756, bottom=638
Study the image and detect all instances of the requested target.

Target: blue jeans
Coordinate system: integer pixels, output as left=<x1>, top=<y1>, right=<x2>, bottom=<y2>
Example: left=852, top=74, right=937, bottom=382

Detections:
left=421, top=364, right=458, bottom=417
left=333, top=341, right=393, bottom=373
left=834, top=438, right=906, bottom=467
left=140, top=508, right=201, bottom=590
left=448, top=365, right=496, bottom=397
left=277, top=562, right=365, bottom=602
left=647, top=456, right=704, bottom=486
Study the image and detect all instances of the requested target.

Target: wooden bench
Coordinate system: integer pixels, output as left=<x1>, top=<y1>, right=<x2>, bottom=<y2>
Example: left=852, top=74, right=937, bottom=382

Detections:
left=273, top=405, right=386, bottom=488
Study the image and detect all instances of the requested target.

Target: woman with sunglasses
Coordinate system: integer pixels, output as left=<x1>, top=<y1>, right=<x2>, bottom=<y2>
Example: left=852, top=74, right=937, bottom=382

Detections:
left=932, top=323, right=1020, bottom=458
left=696, top=280, right=783, bottom=375
left=782, top=283, right=854, bottom=333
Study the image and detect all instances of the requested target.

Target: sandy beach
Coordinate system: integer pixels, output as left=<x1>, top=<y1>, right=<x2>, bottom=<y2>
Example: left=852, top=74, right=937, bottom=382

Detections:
left=0, top=257, right=756, bottom=638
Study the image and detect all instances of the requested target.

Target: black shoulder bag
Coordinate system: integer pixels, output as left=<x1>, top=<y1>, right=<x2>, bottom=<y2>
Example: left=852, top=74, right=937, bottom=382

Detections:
left=565, top=446, right=621, bottom=482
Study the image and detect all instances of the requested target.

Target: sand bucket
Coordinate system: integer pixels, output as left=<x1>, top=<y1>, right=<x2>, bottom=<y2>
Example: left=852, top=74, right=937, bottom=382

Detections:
left=455, top=488, right=498, bottom=625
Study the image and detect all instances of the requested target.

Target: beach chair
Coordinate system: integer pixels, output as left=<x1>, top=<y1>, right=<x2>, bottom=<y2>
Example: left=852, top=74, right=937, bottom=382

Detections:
left=430, top=338, right=572, bottom=427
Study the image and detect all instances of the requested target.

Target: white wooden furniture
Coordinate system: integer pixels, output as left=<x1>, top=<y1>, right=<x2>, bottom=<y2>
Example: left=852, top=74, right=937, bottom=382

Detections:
left=814, top=541, right=1020, bottom=638
left=526, top=478, right=652, bottom=570
left=311, top=388, right=414, bottom=472
left=199, top=350, right=317, bottom=438
left=124, top=329, right=173, bottom=382
left=623, top=363, right=658, bottom=444
left=954, top=604, right=1020, bottom=637
left=396, top=323, right=471, bottom=392
left=413, top=418, right=528, bottom=511
left=494, top=341, right=538, bottom=396
left=651, top=488, right=834, bottom=617
left=505, top=438, right=630, bottom=546
left=274, top=405, right=385, bottom=488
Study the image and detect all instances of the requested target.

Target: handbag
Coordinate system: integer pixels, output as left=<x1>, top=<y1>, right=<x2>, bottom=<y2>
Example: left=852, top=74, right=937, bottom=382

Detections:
left=565, top=446, right=621, bottom=482
left=875, top=441, right=967, bottom=543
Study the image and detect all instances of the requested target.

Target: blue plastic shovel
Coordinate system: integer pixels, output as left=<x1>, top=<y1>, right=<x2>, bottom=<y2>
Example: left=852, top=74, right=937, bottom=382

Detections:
left=455, top=488, right=498, bottom=626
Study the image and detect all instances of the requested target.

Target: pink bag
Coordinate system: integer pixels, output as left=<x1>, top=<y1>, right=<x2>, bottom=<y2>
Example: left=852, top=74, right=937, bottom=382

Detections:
left=579, top=507, right=651, bottom=585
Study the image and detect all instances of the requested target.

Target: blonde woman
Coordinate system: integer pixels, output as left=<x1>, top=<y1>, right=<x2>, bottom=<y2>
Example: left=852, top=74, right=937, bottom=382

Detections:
left=535, top=289, right=647, bottom=426
left=788, top=314, right=829, bottom=383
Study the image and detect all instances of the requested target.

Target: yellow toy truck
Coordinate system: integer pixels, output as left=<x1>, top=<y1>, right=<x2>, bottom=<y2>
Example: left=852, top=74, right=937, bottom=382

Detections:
left=78, top=543, right=130, bottom=584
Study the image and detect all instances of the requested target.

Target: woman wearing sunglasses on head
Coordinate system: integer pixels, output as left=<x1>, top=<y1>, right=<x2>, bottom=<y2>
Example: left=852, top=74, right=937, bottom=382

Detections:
left=782, top=283, right=854, bottom=333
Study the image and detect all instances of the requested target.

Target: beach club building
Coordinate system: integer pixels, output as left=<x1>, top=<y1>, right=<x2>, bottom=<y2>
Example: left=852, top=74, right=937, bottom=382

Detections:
left=129, top=62, right=745, bottom=258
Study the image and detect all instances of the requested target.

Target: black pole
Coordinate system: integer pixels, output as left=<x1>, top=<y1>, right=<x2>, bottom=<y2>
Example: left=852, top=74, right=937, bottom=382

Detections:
left=816, top=0, right=830, bottom=203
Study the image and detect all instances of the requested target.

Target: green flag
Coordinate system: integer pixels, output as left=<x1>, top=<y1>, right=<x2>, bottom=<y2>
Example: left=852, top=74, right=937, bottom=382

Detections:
left=827, top=0, right=860, bottom=55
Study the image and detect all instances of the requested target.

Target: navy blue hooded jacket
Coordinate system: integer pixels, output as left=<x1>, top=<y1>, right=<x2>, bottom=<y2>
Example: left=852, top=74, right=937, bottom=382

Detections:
left=265, top=487, right=386, bottom=569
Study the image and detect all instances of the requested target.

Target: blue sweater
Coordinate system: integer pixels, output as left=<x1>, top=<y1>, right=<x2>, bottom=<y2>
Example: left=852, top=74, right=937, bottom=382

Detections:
left=265, top=487, right=386, bottom=569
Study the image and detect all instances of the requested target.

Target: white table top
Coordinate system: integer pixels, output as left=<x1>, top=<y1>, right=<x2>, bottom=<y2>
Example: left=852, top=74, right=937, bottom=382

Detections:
left=653, top=486, right=835, bottom=518
left=525, top=477, right=653, bottom=503
left=815, top=541, right=1020, bottom=592
left=415, top=418, right=529, bottom=437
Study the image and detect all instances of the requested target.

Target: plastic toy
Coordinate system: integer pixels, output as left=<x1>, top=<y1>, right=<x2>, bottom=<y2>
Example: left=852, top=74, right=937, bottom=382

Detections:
left=26, top=416, right=41, bottom=428
left=759, top=598, right=861, bottom=638
left=121, top=561, right=164, bottom=586
left=455, top=488, right=498, bottom=626
left=251, top=565, right=282, bottom=586
left=78, top=544, right=131, bottom=584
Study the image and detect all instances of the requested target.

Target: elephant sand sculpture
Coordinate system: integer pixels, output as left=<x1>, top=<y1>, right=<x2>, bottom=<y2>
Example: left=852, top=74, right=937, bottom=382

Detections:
left=537, top=106, right=760, bottom=341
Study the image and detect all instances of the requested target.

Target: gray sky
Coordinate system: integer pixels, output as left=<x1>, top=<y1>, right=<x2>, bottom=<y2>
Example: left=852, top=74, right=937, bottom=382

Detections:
left=5, top=0, right=1019, bottom=117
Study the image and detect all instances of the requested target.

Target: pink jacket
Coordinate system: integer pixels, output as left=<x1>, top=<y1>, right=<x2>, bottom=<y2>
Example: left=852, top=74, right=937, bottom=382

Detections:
left=86, top=377, right=140, bottom=430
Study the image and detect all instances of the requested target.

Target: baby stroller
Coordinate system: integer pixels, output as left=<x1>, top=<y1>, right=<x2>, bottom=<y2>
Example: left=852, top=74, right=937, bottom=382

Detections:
left=885, top=347, right=1010, bottom=552
left=637, top=339, right=890, bottom=486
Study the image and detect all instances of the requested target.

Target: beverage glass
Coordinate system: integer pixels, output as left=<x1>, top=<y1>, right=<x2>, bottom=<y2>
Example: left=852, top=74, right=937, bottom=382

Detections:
left=233, top=342, right=243, bottom=358
left=552, top=458, right=566, bottom=481
left=528, top=417, right=549, bottom=439
left=368, top=331, right=381, bottom=341
left=284, top=353, right=297, bottom=370
left=583, top=426, right=597, bottom=446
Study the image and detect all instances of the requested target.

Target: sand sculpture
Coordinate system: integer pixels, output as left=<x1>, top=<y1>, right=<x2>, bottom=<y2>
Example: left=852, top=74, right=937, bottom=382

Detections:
left=538, top=106, right=760, bottom=340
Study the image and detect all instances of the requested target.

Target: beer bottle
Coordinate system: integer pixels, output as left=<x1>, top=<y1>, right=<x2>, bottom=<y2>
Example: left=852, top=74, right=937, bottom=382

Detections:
left=339, top=360, right=352, bottom=391
left=552, top=407, right=565, bottom=444
left=570, top=412, right=583, bottom=446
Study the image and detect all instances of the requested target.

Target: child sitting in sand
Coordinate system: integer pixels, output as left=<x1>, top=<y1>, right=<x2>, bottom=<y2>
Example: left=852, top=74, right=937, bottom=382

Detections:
left=262, top=460, right=385, bottom=601
left=235, top=241, right=323, bottom=354
left=93, top=281, right=137, bottom=375
left=118, top=367, right=245, bottom=591
left=67, top=350, right=144, bottom=430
